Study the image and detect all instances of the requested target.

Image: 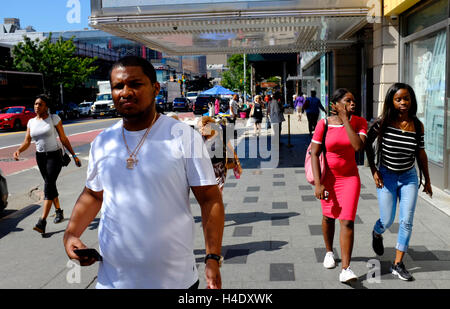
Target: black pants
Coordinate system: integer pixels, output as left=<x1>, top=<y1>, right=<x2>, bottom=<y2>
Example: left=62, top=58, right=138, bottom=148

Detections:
left=36, top=150, right=62, bottom=200
left=306, top=112, right=319, bottom=135
left=188, top=280, right=199, bottom=290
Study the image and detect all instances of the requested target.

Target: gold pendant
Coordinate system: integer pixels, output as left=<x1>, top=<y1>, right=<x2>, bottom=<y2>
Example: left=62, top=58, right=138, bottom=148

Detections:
left=126, top=157, right=136, bottom=169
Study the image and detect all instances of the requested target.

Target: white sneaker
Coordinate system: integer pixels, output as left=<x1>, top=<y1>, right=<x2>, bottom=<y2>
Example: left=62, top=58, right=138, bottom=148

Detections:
left=339, top=267, right=358, bottom=283
left=323, top=251, right=336, bottom=269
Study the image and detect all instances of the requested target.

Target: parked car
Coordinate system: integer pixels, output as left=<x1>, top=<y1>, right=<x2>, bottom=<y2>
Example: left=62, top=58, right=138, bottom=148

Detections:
left=77, top=101, right=93, bottom=117
left=193, top=95, right=214, bottom=115
left=156, top=94, right=167, bottom=112
left=92, top=93, right=116, bottom=119
left=52, top=103, right=79, bottom=120
left=0, top=168, right=8, bottom=213
left=0, top=106, right=36, bottom=130
left=172, top=97, right=191, bottom=112
left=186, top=91, right=198, bottom=104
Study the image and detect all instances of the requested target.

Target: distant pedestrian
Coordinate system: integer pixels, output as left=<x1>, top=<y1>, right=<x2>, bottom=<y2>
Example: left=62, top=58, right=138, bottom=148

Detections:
left=304, top=90, right=326, bottom=135
left=198, top=116, right=227, bottom=193
left=229, top=94, right=239, bottom=124
left=215, top=97, right=220, bottom=115
left=365, top=83, right=432, bottom=281
left=13, top=94, right=81, bottom=234
left=294, top=92, right=306, bottom=122
left=250, top=95, right=264, bottom=136
left=310, top=88, right=367, bottom=283
left=63, top=56, right=224, bottom=289
left=267, top=92, right=285, bottom=144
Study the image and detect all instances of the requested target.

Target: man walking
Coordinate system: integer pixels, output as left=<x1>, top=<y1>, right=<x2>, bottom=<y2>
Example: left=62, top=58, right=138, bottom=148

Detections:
left=294, top=92, right=306, bottom=122
left=304, top=90, right=326, bottom=135
left=63, top=56, right=224, bottom=289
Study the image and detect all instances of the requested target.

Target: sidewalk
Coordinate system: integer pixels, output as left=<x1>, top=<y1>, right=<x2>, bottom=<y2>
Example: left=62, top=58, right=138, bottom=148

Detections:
left=0, top=113, right=449, bottom=289
left=191, top=113, right=450, bottom=289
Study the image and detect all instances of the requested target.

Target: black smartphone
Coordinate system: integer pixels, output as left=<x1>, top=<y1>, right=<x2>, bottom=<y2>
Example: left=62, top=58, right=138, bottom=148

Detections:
left=73, top=248, right=103, bottom=261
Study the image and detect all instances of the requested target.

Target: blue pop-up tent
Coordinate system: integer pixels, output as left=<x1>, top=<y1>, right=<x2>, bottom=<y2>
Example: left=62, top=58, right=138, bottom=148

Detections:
left=200, top=85, right=236, bottom=96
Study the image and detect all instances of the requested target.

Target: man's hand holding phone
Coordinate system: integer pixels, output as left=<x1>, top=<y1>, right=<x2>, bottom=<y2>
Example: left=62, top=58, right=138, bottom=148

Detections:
left=64, top=233, right=102, bottom=266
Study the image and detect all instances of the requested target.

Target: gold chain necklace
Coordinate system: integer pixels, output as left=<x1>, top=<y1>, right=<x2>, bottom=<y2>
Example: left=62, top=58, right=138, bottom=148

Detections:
left=122, top=114, right=158, bottom=169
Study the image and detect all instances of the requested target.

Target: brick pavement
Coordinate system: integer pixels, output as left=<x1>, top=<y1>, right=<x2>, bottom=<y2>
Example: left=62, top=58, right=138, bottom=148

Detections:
left=192, top=113, right=450, bottom=289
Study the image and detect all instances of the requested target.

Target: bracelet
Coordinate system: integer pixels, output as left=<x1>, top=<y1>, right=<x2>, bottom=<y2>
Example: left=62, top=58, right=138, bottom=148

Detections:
left=72, top=154, right=77, bottom=158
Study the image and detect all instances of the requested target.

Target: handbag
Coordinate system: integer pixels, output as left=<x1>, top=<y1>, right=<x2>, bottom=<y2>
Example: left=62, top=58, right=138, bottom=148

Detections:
left=61, top=150, right=71, bottom=166
left=304, top=118, right=328, bottom=185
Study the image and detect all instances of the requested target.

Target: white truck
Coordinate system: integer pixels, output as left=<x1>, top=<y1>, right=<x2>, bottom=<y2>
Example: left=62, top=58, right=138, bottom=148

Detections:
left=91, top=81, right=116, bottom=118
left=161, top=81, right=181, bottom=111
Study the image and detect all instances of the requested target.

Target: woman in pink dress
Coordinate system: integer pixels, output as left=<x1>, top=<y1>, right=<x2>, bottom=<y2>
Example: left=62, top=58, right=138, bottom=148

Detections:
left=310, top=88, right=368, bottom=283
left=215, top=97, right=220, bottom=115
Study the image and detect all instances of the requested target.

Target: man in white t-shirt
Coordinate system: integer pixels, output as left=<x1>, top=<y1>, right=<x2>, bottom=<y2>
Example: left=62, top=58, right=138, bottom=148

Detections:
left=63, top=56, right=225, bottom=289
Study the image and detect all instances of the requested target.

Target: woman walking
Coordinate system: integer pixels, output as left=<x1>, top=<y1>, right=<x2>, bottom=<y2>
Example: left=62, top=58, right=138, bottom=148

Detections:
left=267, top=92, right=285, bottom=143
left=365, top=83, right=432, bottom=281
left=13, top=94, right=81, bottom=234
left=310, top=88, right=367, bottom=283
left=198, top=116, right=242, bottom=194
left=198, top=116, right=228, bottom=193
left=250, top=95, right=264, bottom=136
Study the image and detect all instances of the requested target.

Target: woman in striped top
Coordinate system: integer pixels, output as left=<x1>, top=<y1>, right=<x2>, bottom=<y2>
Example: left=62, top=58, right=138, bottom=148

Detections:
left=365, top=83, right=432, bottom=281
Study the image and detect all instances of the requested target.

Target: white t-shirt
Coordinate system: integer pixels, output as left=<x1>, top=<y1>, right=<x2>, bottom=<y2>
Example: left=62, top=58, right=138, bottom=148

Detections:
left=86, top=115, right=216, bottom=289
left=27, top=114, right=61, bottom=152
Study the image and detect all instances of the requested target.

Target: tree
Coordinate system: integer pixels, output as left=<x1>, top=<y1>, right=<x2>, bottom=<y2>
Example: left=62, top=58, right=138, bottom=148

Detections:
left=12, top=34, right=98, bottom=104
left=221, top=54, right=250, bottom=94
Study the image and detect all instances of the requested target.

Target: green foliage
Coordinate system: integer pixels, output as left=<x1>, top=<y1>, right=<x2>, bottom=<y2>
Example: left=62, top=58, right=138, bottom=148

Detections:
left=12, top=34, right=98, bottom=101
left=221, top=54, right=250, bottom=94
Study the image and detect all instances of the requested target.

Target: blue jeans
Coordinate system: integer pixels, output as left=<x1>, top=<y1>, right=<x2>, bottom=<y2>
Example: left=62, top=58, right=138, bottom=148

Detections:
left=374, top=165, right=418, bottom=252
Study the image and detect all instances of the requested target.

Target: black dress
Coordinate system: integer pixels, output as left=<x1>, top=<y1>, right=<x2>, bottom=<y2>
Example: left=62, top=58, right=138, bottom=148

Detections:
left=252, top=103, right=263, bottom=124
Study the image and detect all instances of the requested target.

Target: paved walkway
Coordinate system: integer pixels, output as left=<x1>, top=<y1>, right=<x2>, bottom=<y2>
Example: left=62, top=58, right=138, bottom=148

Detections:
left=1, top=113, right=449, bottom=289
left=191, top=114, right=450, bottom=289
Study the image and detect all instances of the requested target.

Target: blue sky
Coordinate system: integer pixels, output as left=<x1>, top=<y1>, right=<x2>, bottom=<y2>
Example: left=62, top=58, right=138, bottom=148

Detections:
left=1, top=0, right=91, bottom=32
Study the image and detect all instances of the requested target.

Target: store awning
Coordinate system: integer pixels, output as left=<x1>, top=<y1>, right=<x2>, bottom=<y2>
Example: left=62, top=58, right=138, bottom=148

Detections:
left=90, top=0, right=369, bottom=55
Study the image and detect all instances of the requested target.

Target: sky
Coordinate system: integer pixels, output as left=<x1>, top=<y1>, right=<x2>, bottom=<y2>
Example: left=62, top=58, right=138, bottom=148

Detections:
left=0, top=0, right=92, bottom=32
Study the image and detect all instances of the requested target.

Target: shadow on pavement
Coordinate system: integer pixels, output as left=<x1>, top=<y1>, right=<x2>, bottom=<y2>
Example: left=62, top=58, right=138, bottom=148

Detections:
left=0, top=204, right=40, bottom=239
left=236, top=133, right=312, bottom=169
left=194, top=211, right=301, bottom=226
left=194, top=240, right=289, bottom=264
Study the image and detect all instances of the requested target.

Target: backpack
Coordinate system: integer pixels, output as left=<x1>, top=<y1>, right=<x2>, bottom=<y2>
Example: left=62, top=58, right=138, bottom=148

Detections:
left=305, top=118, right=328, bottom=185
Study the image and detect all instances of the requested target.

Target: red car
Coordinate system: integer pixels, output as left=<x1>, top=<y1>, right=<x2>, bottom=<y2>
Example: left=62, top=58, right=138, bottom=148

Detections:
left=0, top=106, right=36, bottom=130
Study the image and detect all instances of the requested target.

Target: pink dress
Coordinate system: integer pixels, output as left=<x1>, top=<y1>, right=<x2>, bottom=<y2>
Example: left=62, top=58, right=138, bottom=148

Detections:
left=215, top=99, right=220, bottom=115
left=311, top=116, right=368, bottom=221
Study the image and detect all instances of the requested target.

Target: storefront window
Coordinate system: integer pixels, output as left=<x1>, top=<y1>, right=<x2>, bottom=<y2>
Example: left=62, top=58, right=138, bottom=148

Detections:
left=406, top=0, right=448, bottom=36
left=406, top=30, right=446, bottom=165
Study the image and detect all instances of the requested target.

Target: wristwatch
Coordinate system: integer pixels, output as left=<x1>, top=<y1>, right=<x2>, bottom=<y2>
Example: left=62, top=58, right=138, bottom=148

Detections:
left=204, top=254, right=223, bottom=267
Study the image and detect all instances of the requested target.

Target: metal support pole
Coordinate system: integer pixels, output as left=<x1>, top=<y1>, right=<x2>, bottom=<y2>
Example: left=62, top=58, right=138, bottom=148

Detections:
left=287, top=114, right=293, bottom=148
left=243, top=54, right=247, bottom=103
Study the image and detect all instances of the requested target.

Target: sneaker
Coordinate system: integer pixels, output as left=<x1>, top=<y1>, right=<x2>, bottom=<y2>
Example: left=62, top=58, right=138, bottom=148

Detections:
left=372, top=230, right=384, bottom=256
left=323, top=251, right=336, bottom=269
left=33, top=218, right=46, bottom=234
left=54, top=208, right=64, bottom=224
left=390, top=262, right=413, bottom=281
left=339, top=267, right=358, bottom=283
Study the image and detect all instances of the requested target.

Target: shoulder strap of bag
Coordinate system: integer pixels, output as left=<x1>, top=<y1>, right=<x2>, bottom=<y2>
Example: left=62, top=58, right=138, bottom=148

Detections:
left=322, top=117, right=328, bottom=155
left=49, top=114, right=65, bottom=153
left=413, top=117, right=423, bottom=188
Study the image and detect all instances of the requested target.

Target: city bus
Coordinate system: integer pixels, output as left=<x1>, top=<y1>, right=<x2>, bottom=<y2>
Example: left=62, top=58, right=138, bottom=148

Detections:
left=0, top=70, right=45, bottom=108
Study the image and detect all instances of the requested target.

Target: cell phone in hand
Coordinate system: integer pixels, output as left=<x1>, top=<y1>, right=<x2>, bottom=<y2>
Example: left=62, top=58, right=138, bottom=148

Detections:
left=323, top=190, right=329, bottom=200
left=73, top=248, right=103, bottom=262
